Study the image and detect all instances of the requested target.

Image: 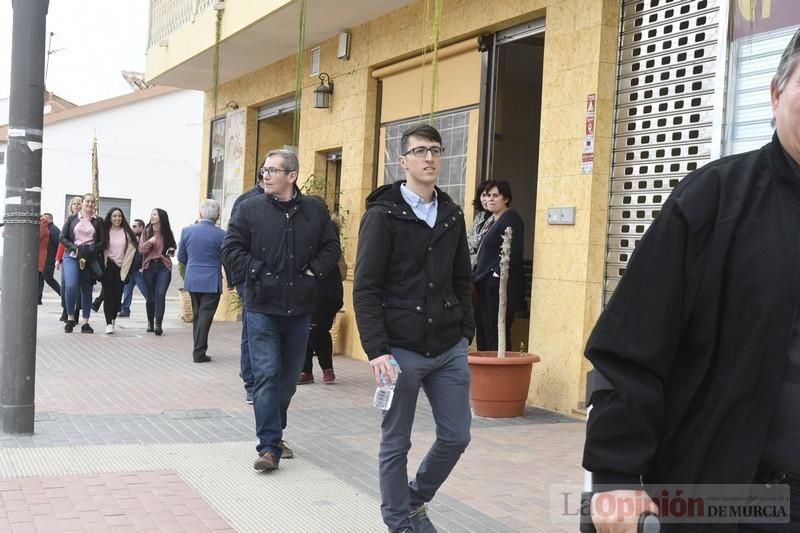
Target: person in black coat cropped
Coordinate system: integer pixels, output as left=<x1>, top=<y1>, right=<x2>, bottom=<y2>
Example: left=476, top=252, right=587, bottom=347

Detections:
left=38, top=213, right=62, bottom=304
left=583, top=29, right=800, bottom=532
left=472, top=179, right=524, bottom=351
left=298, top=209, right=345, bottom=385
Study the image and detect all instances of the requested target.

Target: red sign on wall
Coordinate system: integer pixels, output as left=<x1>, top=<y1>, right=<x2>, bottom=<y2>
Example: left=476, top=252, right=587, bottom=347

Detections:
left=732, top=0, right=800, bottom=40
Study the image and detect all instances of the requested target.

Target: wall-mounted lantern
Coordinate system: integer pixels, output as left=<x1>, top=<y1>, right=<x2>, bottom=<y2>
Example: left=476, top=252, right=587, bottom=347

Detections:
left=314, top=72, right=334, bottom=109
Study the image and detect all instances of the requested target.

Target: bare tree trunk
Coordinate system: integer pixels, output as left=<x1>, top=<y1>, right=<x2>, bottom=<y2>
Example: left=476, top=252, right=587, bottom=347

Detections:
left=497, top=226, right=512, bottom=358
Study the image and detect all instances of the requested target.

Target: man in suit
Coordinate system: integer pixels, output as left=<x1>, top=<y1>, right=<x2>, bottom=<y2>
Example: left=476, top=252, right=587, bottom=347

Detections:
left=38, top=213, right=62, bottom=304
left=178, top=199, right=226, bottom=363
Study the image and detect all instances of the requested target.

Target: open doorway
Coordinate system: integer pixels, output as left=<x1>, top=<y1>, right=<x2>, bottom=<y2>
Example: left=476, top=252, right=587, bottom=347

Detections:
left=480, top=20, right=545, bottom=350
left=255, top=96, right=296, bottom=181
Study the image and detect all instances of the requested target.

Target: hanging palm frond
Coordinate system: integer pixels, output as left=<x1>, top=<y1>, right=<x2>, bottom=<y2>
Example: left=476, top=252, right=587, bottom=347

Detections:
left=212, top=8, right=223, bottom=114
left=293, top=0, right=307, bottom=148
left=428, top=0, right=443, bottom=124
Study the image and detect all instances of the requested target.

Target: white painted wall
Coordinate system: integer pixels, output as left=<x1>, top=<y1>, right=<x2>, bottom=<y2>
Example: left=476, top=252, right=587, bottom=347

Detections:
left=38, top=89, right=203, bottom=230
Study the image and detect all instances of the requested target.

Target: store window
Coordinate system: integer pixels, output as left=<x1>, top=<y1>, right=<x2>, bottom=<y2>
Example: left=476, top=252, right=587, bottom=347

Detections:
left=725, top=1, right=800, bottom=155
left=383, top=109, right=471, bottom=206
left=207, top=118, right=225, bottom=202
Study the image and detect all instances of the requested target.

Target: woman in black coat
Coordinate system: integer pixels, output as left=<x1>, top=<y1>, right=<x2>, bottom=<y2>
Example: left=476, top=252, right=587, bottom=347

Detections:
left=473, top=180, right=525, bottom=351
left=298, top=209, right=344, bottom=385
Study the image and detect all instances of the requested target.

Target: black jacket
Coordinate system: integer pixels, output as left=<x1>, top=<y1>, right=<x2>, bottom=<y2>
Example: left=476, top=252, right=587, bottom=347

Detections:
left=583, top=135, right=800, bottom=505
left=228, top=182, right=265, bottom=287
left=353, top=181, right=475, bottom=360
left=473, top=208, right=525, bottom=283
left=221, top=189, right=340, bottom=317
left=314, top=225, right=344, bottom=306
left=59, top=213, right=106, bottom=257
left=45, top=223, right=60, bottom=266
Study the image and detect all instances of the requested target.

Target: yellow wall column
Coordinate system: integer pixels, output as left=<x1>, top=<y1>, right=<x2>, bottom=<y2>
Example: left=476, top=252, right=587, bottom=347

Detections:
left=529, top=0, right=620, bottom=415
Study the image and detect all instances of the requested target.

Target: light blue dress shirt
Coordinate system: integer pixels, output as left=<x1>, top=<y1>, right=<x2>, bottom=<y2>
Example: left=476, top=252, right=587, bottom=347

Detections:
left=400, top=184, right=438, bottom=228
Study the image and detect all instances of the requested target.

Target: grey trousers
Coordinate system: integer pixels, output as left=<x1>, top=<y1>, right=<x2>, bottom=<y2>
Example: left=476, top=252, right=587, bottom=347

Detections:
left=380, top=338, right=472, bottom=532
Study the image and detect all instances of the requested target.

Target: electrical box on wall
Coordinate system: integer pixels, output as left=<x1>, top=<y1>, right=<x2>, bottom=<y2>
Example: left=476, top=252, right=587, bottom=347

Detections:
left=338, top=32, right=351, bottom=60
left=547, top=206, right=575, bottom=225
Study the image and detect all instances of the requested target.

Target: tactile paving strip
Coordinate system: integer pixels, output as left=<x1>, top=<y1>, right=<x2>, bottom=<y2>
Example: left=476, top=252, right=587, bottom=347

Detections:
left=0, top=441, right=384, bottom=533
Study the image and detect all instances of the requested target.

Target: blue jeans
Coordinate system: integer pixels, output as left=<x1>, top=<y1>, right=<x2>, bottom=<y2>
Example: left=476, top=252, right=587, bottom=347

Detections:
left=236, top=284, right=254, bottom=395
left=142, top=260, right=172, bottom=322
left=63, top=255, right=94, bottom=320
left=246, top=310, right=312, bottom=457
left=121, top=270, right=147, bottom=313
left=380, top=338, right=472, bottom=532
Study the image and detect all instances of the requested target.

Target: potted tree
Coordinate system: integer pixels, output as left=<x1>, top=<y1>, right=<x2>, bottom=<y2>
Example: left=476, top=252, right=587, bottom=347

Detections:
left=467, top=227, right=540, bottom=417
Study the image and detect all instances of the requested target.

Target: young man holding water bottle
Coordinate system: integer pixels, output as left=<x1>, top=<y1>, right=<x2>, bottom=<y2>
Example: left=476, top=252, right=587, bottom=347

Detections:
left=354, top=124, right=475, bottom=532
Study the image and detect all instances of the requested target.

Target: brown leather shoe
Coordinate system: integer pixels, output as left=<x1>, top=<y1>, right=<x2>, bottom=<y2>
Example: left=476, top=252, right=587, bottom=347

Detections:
left=297, top=372, right=314, bottom=385
left=279, top=440, right=294, bottom=459
left=322, top=368, right=336, bottom=384
left=254, top=451, right=279, bottom=472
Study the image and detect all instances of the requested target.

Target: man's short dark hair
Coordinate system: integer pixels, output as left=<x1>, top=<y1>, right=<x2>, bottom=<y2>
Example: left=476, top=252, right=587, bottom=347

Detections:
left=483, top=179, right=513, bottom=206
left=133, top=219, right=145, bottom=227
left=401, top=124, right=443, bottom=154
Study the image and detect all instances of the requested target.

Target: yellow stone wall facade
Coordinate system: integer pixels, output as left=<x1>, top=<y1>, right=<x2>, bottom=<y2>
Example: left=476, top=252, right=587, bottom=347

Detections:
left=194, top=0, right=620, bottom=415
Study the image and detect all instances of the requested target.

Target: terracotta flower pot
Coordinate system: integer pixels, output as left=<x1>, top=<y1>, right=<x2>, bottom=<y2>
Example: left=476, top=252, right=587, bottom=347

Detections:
left=467, top=351, right=541, bottom=418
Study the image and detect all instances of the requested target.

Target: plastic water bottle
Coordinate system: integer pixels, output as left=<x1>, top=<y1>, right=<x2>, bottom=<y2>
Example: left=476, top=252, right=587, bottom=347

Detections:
left=373, top=358, right=398, bottom=410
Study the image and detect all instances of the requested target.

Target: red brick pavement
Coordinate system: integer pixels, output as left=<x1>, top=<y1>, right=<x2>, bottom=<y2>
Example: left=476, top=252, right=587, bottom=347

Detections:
left=0, top=470, right=234, bottom=533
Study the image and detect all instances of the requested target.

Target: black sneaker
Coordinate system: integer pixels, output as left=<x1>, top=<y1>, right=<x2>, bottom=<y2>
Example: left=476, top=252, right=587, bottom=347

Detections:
left=117, top=310, right=130, bottom=318
left=64, top=320, right=75, bottom=333
left=81, top=323, right=94, bottom=334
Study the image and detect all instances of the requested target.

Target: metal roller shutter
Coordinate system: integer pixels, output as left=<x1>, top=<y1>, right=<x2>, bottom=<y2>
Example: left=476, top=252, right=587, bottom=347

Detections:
left=605, top=0, right=726, bottom=301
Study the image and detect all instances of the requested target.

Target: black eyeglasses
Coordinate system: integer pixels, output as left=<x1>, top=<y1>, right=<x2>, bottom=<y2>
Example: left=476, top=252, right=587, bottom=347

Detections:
left=260, top=167, right=293, bottom=178
left=402, top=146, right=445, bottom=158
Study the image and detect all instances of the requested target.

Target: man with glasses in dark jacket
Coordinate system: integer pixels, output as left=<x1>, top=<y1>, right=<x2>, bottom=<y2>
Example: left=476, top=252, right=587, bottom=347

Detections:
left=222, top=149, right=340, bottom=472
left=354, top=124, right=475, bottom=532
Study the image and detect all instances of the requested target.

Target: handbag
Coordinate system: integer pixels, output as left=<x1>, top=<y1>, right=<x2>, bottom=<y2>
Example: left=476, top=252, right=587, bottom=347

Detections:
left=89, top=254, right=105, bottom=282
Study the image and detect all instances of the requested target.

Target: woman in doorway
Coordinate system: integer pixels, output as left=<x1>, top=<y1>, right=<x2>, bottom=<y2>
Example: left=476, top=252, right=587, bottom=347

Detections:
left=57, top=196, right=84, bottom=322
left=100, top=208, right=138, bottom=334
left=466, top=181, right=493, bottom=269
left=473, top=180, right=525, bottom=351
left=139, top=208, right=177, bottom=336
left=298, top=207, right=345, bottom=385
left=59, top=193, right=105, bottom=333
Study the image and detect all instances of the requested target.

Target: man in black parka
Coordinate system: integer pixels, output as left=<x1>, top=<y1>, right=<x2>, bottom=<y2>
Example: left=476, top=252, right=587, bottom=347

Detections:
left=222, top=149, right=340, bottom=472
left=354, top=124, right=475, bottom=532
left=584, top=28, right=800, bottom=532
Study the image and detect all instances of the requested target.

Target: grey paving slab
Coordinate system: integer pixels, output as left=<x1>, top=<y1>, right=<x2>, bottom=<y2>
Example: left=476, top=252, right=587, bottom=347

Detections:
left=0, top=300, right=586, bottom=531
